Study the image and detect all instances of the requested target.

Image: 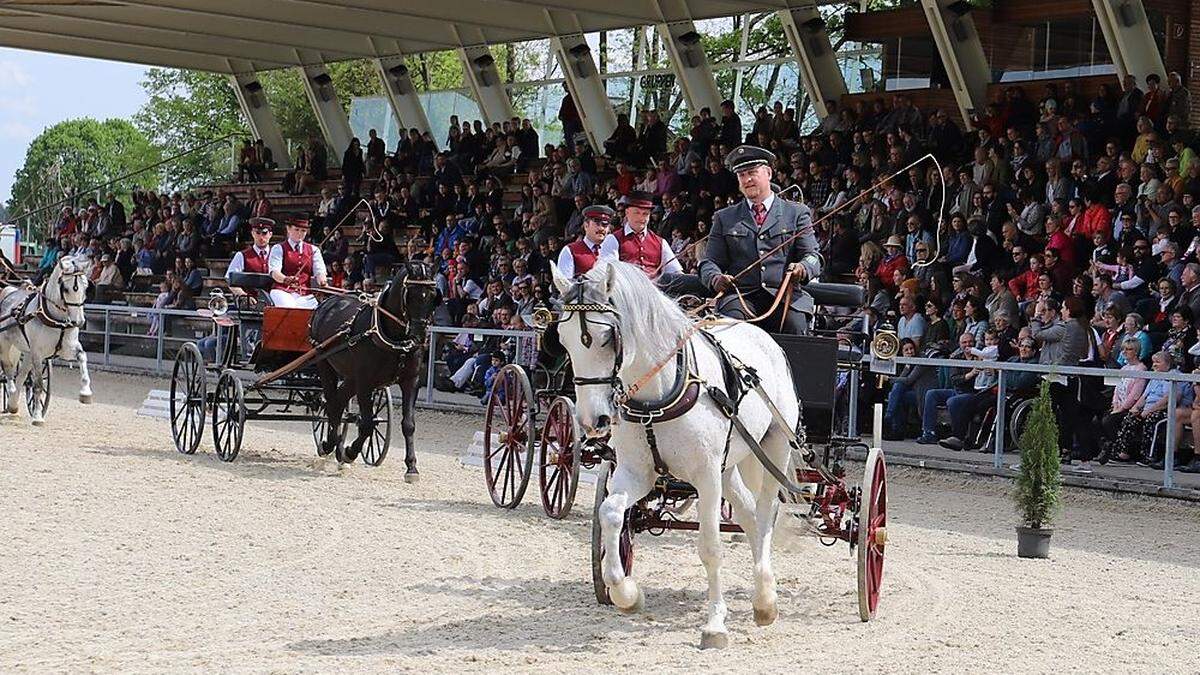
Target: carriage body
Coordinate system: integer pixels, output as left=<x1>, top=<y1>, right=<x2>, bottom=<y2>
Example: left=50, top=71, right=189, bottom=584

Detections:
left=168, top=275, right=392, bottom=466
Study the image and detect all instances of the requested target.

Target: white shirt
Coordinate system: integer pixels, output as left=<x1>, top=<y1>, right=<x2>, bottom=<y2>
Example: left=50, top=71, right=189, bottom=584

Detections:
left=226, top=245, right=271, bottom=280
left=556, top=238, right=603, bottom=278
left=599, top=223, right=683, bottom=276
left=268, top=239, right=327, bottom=284
left=745, top=193, right=776, bottom=217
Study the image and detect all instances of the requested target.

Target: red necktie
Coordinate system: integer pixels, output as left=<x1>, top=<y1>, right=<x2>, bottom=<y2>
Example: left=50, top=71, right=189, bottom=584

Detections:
left=753, top=203, right=767, bottom=226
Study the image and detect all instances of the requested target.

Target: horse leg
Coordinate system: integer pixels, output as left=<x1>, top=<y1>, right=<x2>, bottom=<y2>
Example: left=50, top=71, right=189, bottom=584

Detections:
left=318, top=365, right=349, bottom=457
left=400, top=376, right=420, bottom=483
left=695, top=464, right=730, bottom=649
left=1, top=351, right=17, bottom=414
left=72, top=340, right=92, bottom=404
left=600, top=460, right=653, bottom=613
left=344, top=379, right=375, bottom=463
left=748, top=428, right=789, bottom=628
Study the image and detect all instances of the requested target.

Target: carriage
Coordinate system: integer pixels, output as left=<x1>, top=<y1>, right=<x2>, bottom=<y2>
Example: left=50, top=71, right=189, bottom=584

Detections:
left=481, top=280, right=889, bottom=621
left=0, top=359, right=51, bottom=419
left=168, top=272, right=392, bottom=464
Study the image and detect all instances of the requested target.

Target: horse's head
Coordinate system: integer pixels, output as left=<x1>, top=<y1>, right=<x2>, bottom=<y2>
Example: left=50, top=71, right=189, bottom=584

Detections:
left=51, top=255, right=90, bottom=314
left=551, top=261, right=623, bottom=438
left=385, top=261, right=440, bottom=342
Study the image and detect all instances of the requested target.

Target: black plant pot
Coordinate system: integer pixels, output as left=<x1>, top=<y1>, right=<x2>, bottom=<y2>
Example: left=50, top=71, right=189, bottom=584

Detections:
left=1016, top=526, right=1052, bottom=559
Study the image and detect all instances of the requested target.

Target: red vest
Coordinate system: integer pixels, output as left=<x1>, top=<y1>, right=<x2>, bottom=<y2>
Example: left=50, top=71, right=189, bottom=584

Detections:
left=275, top=241, right=314, bottom=295
left=613, top=227, right=664, bottom=278
left=567, top=240, right=601, bottom=276
left=242, top=246, right=269, bottom=274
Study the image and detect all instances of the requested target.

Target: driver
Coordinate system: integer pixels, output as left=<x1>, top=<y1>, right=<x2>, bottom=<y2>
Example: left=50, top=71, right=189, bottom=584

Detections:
left=699, top=145, right=822, bottom=334
left=599, top=191, right=682, bottom=278
left=267, top=217, right=327, bottom=309
left=556, top=204, right=613, bottom=277
left=225, top=218, right=273, bottom=302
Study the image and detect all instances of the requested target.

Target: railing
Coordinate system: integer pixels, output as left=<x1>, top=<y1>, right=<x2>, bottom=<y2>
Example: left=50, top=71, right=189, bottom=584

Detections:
left=892, top=356, right=1200, bottom=489
left=424, top=325, right=538, bottom=408
left=81, top=304, right=217, bottom=373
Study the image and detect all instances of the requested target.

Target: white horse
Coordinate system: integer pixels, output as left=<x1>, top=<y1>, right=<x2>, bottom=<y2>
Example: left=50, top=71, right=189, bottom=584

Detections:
left=551, top=260, right=800, bottom=649
left=0, top=255, right=93, bottom=424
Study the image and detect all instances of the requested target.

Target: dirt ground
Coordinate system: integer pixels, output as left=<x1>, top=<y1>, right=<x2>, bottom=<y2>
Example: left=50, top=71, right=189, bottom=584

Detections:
left=0, top=370, right=1196, bottom=673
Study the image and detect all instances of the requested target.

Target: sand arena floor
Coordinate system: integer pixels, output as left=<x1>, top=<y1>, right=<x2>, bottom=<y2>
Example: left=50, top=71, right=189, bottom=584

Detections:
left=0, top=370, right=1197, bottom=673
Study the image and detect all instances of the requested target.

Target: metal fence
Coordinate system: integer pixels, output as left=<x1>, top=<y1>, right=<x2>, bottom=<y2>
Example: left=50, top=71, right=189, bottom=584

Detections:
left=893, top=355, right=1200, bottom=489
left=81, top=304, right=217, bottom=373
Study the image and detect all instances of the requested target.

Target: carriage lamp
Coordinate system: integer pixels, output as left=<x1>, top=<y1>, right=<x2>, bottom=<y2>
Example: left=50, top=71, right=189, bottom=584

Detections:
left=207, top=289, right=229, bottom=317
left=870, top=325, right=899, bottom=361
left=531, top=307, right=556, bottom=331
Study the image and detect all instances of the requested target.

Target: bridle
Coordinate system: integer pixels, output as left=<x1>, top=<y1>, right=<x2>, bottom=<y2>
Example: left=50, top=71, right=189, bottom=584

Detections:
left=368, top=264, right=439, bottom=351
left=558, top=279, right=625, bottom=395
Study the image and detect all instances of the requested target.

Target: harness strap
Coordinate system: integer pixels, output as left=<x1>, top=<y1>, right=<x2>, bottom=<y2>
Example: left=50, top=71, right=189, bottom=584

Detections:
left=641, top=423, right=671, bottom=477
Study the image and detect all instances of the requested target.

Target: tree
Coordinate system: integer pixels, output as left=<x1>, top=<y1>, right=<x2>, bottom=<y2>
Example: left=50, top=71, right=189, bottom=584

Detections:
left=134, top=68, right=246, bottom=189
left=1014, top=380, right=1062, bottom=530
left=8, top=118, right=161, bottom=241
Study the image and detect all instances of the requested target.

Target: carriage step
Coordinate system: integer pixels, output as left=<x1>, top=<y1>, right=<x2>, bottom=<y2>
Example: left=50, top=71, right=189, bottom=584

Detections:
left=137, top=389, right=173, bottom=420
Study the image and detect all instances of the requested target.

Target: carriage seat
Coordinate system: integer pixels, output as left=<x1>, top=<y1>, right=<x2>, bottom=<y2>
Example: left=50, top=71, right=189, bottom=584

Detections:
left=805, top=281, right=864, bottom=309
left=227, top=272, right=274, bottom=292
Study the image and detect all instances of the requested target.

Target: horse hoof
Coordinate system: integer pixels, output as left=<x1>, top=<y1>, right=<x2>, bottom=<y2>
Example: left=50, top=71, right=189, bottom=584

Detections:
left=699, top=630, right=729, bottom=650
left=612, top=579, right=643, bottom=614
left=753, top=605, right=778, bottom=627
left=31, top=419, right=45, bottom=427
left=404, top=472, right=420, bottom=484
left=79, top=394, right=92, bottom=404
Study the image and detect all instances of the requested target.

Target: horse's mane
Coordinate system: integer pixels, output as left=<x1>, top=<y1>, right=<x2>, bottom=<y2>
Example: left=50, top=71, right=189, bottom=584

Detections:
left=583, top=260, right=692, bottom=362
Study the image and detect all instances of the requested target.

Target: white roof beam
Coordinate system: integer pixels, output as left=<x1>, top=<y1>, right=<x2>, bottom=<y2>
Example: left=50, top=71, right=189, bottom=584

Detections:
left=0, top=25, right=250, bottom=73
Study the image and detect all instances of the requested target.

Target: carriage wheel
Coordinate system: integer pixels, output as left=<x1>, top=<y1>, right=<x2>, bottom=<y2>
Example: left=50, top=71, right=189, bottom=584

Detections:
left=211, top=371, right=246, bottom=462
left=23, top=360, right=51, bottom=417
left=857, top=447, right=888, bottom=622
left=358, top=387, right=394, bottom=467
left=591, top=461, right=634, bottom=606
left=170, top=343, right=207, bottom=455
left=538, top=396, right=582, bottom=519
left=483, top=364, right=535, bottom=509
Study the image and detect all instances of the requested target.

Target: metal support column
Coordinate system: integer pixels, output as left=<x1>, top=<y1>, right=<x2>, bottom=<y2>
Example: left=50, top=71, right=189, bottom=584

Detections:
left=657, top=21, right=722, bottom=114
left=1091, top=0, right=1166, bottom=84
left=1164, top=382, right=1177, bottom=488
left=228, top=73, right=291, bottom=170
left=552, top=34, right=618, bottom=152
left=778, top=7, right=849, bottom=120
left=993, top=371, right=1006, bottom=469
left=919, top=0, right=992, bottom=127
left=375, top=55, right=435, bottom=149
left=297, top=63, right=355, bottom=163
left=459, top=45, right=516, bottom=125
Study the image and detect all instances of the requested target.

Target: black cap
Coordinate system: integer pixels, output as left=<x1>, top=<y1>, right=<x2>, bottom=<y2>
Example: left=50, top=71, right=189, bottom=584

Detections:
left=620, top=191, right=655, bottom=209
left=725, top=145, right=775, bottom=173
left=249, top=217, right=275, bottom=233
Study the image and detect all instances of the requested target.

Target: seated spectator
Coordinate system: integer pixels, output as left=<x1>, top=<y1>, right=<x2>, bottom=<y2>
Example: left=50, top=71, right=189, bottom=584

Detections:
left=916, top=332, right=977, bottom=444
left=1107, top=350, right=1177, bottom=463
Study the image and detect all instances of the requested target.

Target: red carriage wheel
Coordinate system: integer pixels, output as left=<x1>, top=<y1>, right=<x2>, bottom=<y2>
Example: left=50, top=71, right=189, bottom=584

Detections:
left=483, top=364, right=535, bottom=509
left=538, top=396, right=582, bottom=519
left=592, top=461, right=634, bottom=605
left=857, top=447, right=888, bottom=622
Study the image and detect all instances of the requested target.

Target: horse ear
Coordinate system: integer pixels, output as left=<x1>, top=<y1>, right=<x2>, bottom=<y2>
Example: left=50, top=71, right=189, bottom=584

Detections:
left=550, top=261, right=570, bottom=294
left=604, top=261, right=618, bottom=295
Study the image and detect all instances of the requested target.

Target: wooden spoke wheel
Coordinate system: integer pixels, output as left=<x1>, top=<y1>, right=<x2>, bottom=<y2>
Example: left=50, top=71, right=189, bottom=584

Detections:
left=538, top=396, right=582, bottom=519
left=483, top=364, right=535, bottom=509
left=591, top=461, right=634, bottom=606
left=23, top=360, right=51, bottom=418
left=355, top=387, right=393, bottom=467
left=211, top=370, right=246, bottom=463
left=170, top=343, right=207, bottom=455
left=857, top=447, right=888, bottom=622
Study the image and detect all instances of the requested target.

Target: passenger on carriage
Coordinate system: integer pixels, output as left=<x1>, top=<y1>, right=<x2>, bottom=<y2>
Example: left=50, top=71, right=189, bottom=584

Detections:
left=224, top=218, right=274, bottom=301
left=555, top=204, right=613, bottom=277
left=699, top=144, right=823, bottom=335
left=267, top=218, right=328, bottom=309
left=598, top=191, right=682, bottom=278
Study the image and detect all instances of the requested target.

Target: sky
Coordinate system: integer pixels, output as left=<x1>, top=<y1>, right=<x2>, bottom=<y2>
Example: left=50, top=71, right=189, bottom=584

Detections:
left=0, top=47, right=149, bottom=210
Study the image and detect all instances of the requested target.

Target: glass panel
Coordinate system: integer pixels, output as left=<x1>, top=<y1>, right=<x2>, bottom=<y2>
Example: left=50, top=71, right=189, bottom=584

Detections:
left=348, top=96, right=403, bottom=149
left=420, top=90, right=482, bottom=142
left=593, top=28, right=638, bottom=73
left=602, top=76, right=636, bottom=117
left=507, top=82, right=567, bottom=148
left=696, top=16, right=739, bottom=64
left=637, top=72, right=689, bottom=134
left=993, top=17, right=1117, bottom=82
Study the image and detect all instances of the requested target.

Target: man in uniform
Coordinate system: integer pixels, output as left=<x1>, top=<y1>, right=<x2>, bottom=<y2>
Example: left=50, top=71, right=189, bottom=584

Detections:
left=267, top=218, right=327, bottom=308
left=225, top=218, right=273, bottom=302
left=700, top=145, right=822, bottom=334
left=556, top=204, right=613, bottom=277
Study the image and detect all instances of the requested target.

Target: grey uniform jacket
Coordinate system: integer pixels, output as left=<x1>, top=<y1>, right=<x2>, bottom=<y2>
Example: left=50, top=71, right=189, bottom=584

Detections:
left=699, top=197, right=823, bottom=314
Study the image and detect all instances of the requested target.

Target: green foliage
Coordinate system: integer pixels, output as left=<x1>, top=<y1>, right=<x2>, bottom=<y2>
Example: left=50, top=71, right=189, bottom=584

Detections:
left=260, top=60, right=385, bottom=152
left=1014, top=380, right=1062, bottom=529
left=8, top=118, right=160, bottom=240
left=133, top=68, right=246, bottom=189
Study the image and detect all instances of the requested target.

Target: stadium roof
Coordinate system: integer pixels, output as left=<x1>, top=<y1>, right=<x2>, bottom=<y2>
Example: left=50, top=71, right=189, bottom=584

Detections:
left=0, top=0, right=826, bottom=74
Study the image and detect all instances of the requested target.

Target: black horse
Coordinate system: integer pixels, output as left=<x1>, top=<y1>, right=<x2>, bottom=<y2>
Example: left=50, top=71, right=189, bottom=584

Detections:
left=309, top=261, right=439, bottom=479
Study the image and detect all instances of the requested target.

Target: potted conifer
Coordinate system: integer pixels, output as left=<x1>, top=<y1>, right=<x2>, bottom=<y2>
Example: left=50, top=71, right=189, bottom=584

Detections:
left=1013, top=380, right=1061, bottom=559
